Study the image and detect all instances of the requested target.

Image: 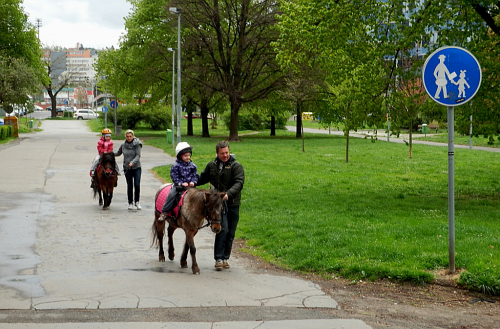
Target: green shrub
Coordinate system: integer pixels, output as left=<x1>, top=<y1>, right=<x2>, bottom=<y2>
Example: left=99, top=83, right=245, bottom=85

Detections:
left=0, top=124, right=13, bottom=139
left=142, top=105, right=171, bottom=130
left=222, top=109, right=287, bottom=131
left=107, top=104, right=143, bottom=129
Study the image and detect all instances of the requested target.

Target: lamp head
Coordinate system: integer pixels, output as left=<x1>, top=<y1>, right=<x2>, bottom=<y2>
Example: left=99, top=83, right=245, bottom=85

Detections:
left=168, top=48, right=175, bottom=52
left=169, top=7, right=181, bottom=14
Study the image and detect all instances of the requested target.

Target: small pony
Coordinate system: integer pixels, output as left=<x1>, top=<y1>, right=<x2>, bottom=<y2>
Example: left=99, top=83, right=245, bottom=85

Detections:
left=92, top=152, right=118, bottom=210
left=151, top=183, right=225, bottom=274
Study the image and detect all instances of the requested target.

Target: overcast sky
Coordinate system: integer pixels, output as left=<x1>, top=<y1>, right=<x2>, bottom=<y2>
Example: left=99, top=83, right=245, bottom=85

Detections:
left=22, top=0, right=133, bottom=50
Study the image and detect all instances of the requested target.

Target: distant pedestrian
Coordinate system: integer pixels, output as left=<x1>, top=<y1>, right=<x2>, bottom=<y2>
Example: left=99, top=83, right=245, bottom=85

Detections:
left=197, top=141, right=245, bottom=271
left=115, top=129, right=142, bottom=210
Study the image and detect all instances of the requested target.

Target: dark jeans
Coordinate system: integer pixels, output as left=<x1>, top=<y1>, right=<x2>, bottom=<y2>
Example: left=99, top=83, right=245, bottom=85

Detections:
left=125, top=167, right=141, bottom=204
left=214, top=205, right=239, bottom=261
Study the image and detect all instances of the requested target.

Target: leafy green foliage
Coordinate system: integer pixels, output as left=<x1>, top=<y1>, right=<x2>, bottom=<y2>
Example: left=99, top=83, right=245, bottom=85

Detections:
left=0, top=124, right=13, bottom=139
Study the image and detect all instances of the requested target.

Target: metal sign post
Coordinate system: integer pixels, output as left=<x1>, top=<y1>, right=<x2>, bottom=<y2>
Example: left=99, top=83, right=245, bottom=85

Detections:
left=422, top=46, right=482, bottom=273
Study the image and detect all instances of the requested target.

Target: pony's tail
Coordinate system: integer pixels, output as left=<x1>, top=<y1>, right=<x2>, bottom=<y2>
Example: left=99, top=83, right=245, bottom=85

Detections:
left=150, top=213, right=165, bottom=249
left=92, top=180, right=98, bottom=199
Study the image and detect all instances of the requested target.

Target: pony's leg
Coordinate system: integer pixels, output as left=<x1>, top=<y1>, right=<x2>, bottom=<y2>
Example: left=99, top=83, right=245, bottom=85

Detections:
left=167, top=225, right=176, bottom=261
left=180, top=238, right=189, bottom=269
left=103, top=192, right=109, bottom=210
left=186, top=234, right=200, bottom=275
left=98, top=189, right=103, bottom=206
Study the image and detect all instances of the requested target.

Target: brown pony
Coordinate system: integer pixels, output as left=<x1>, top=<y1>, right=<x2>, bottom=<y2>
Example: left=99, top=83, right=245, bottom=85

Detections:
left=92, top=152, right=118, bottom=210
left=151, top=183, right=224, bottom=274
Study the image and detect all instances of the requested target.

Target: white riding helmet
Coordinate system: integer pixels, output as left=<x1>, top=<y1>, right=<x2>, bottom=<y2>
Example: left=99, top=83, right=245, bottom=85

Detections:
left=175, top=142, right=193, bottom=159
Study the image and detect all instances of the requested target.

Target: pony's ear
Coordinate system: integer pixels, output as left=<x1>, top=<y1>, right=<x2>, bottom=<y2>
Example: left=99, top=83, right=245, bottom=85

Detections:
left=220, top=192, right=226, bottom=198
left=204, top=192, right=211, bottom=201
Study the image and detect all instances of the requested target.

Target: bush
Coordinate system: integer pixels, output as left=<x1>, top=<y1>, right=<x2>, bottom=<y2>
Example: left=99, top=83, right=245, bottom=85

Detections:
left=222, top=109, right=288, bottom=131
left=142, top=105, right=171, bottom=130
left=107, top=104, right=143, bottom=129
left=0, top=124, right=13, bottom=139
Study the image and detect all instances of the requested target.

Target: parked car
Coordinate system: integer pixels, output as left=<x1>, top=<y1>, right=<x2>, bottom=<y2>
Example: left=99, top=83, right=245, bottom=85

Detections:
left=34, top=105, right=44, bottom=111
left=74, top=109, right=98, bottom=120
left=0, top=118, right=4, bottom=125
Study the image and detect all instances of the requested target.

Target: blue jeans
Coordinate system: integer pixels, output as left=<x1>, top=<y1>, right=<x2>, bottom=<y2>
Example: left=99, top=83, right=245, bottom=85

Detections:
left=214, top=205, right=239, bottom=261
left=125, top=167, right=141, bottom=204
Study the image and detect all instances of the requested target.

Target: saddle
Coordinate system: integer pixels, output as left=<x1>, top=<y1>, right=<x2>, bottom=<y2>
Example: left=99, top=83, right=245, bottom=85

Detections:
left=155, top=184, right=189, bottom=219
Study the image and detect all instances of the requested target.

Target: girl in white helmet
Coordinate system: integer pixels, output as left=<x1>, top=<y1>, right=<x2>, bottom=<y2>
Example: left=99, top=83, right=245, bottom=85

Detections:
left=160, top=142, right=199, bottom=219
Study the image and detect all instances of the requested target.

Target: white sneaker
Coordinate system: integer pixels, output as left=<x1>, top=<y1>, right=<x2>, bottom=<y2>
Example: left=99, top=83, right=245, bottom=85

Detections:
left=135, top=202, right=141, bottom=210
left=128, top=203, right=134, bottom=210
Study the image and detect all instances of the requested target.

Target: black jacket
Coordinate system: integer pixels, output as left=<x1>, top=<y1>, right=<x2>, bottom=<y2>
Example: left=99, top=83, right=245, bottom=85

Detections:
left=197, top=155, right=244, bottom=206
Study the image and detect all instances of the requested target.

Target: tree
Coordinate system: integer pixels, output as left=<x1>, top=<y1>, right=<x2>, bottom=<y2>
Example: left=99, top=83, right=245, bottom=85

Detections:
left=180, top=0, right=287, bottom=141
left=0, top=0, right=45, bottom=108
left=42, top=49, right=74, bottom=118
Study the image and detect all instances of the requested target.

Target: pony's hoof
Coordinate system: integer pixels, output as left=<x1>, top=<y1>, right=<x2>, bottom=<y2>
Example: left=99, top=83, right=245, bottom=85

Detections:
left=181, top=264, right=188, bottom=268
left=102, top=206, right=109, bottom=210
left=159, top=257, right=165, bottom=262
left=193, top=271, right=200, bottom=275
left=99, top=201, right=103, bottom=206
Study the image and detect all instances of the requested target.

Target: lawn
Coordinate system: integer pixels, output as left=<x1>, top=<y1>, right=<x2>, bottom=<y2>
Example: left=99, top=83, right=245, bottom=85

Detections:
left=94, top=117, right=500, bottom=295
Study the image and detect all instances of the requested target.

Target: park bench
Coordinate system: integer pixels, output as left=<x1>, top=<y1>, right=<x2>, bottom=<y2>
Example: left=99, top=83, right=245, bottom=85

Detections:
left=418, top=124, right=439, bottom=133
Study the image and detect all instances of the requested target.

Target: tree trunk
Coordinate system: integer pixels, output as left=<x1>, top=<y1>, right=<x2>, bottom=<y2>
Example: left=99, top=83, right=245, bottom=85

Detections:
left=345, top=132, right=350, bottom=163
left=345, top=103, right=351, bottom=163
left=409, top=117, right=413, bottom=159
left=199, top=98, right=211, bottom=138
left=228, top=97, right=242, bottom=141
left=270, top=115, right=276, bottom=136
left=295, top=101, right=302, bottom=138
left=47, top=89, right=57, bottom=118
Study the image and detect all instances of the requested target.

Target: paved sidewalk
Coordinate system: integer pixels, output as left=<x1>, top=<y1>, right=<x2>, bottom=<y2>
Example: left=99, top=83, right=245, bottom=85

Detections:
left=0, top=120, right=371, bottom=328
left=287, top=126, right=500, bottom=152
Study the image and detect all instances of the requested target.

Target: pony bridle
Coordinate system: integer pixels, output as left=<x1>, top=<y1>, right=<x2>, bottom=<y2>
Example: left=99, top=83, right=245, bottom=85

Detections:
left=200, top=202, right=221, bottom=228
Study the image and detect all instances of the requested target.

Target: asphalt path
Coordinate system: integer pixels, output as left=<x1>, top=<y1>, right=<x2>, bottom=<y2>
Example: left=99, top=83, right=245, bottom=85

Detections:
left=286, top=125, right=500, bottom=152
left=0, top=119, right=371, bottom=328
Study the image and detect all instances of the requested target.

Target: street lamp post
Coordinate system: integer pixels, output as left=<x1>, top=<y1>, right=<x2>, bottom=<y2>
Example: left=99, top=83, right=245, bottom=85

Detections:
left=168, top=48, right=176, bottom=148
left=170, top=7, right=182, bottom=143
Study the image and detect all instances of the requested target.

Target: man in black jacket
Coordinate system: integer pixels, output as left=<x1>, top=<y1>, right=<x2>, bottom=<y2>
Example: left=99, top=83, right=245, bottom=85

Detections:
left=197, top=141, right=245, bottom=271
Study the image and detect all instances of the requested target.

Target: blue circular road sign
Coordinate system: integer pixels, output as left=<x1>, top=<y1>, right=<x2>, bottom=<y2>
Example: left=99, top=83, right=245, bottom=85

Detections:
left=110, top=100, right=118, bottom=109
left=102, top=106, right=109, bottom=113
left=422, top=46, right=481, bottom=107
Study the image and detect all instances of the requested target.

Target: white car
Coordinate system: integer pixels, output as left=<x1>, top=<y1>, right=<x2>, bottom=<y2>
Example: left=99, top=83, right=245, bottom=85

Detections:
left=74, top=109, right=98, bottom=120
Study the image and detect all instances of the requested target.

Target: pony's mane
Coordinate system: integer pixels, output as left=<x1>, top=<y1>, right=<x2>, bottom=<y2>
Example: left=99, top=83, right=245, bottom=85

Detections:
left=101, top=152, right=116, bottom=164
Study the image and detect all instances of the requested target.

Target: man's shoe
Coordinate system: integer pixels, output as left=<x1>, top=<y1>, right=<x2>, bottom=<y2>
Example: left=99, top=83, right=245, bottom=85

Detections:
left=135, top=202, right=141, bottom=210
left=128, top=203, right=134, bottom=210
left=222, top=260, right=230, bottom=269
left=215, top=260, right=224, bottom=271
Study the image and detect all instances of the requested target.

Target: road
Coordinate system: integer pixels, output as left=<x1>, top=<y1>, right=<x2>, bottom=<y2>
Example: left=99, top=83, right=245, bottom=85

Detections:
left=0, top=119, right=371, bottom=328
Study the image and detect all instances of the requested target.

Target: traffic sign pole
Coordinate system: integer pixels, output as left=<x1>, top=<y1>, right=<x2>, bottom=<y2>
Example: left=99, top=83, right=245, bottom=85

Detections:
left=447, top=106, right=455, bottom=272
left=422, top=46, right=481, bottom=274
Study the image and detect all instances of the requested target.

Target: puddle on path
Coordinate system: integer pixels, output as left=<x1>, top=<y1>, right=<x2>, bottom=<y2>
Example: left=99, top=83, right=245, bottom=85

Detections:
left=0, top=192, right=53, bottom=297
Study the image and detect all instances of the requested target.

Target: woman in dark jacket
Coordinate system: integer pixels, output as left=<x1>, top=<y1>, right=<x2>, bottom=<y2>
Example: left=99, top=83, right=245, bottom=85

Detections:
left=115, top=129, right=142, bottom=210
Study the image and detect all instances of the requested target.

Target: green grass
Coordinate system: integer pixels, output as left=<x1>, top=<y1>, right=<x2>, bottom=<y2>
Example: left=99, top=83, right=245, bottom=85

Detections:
left=82, top=117, right=500, bottom=295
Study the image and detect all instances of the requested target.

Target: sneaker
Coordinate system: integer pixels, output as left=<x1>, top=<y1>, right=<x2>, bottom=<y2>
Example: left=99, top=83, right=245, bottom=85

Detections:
left=135, top=202, right=141, bottom=210
left=215, top=260, right=224, bottom=271
left=128, top=203, right=134, bottom=210
left=222, top=260, right=230, bottom=269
